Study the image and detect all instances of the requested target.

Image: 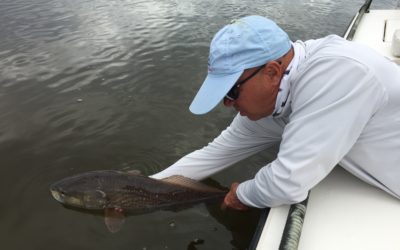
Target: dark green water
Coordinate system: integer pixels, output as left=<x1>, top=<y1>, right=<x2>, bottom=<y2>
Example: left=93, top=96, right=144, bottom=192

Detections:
left=0, top=0, right=398, bottom=249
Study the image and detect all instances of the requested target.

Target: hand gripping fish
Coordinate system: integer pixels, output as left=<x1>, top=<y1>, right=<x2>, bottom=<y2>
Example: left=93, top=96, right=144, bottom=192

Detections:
left=49, top=170, right=227, bottom=232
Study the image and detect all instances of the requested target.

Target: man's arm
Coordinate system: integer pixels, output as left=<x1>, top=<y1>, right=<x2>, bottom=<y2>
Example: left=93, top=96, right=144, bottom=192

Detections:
left=151, top=114, right=284, bottom=180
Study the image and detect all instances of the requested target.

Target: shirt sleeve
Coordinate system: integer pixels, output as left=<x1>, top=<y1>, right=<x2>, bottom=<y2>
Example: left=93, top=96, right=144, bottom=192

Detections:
left=237, top=56, right=386, bottom=208
left=151, top=114, right=285, bottom=180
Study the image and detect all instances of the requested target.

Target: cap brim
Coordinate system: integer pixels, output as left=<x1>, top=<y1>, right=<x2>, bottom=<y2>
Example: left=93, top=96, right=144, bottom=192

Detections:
left=189, top=71, right=243, bottom=115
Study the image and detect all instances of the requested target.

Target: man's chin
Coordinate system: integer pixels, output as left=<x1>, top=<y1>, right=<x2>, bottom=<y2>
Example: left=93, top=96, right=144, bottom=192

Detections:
left=240, top=113, right=262, bottom=121
left=248, top=116, right=262, bottom=121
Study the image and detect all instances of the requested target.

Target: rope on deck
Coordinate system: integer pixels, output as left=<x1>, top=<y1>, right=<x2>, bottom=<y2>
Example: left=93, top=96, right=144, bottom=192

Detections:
left=278, top=197, right=309, bottom=250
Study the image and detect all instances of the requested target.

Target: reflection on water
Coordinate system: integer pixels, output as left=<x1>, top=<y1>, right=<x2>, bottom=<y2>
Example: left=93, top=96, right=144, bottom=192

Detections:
left=1, top=0, right=394, bottom=249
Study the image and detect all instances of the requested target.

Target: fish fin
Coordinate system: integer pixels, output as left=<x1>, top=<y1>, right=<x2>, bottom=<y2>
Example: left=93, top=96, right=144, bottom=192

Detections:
left=104, top=208, right=126, bottom=233
left=161, top=175, right=225, bottom=193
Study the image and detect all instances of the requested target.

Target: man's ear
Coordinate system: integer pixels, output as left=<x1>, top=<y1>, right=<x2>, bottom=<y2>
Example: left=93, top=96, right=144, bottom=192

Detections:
left=264, top=62, right=282, bottom=82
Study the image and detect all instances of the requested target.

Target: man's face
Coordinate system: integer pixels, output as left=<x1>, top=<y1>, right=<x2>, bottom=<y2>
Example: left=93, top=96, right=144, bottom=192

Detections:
left=223, top=61, right=283, bottom=121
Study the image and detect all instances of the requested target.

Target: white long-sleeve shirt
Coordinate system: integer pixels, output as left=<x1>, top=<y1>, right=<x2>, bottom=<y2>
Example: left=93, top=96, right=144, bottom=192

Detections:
left=152, top=35, right=400, bottom=208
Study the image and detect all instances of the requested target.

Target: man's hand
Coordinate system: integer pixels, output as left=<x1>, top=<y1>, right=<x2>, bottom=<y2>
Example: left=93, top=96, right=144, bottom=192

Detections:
left=221, top=182, right=249, bottom=211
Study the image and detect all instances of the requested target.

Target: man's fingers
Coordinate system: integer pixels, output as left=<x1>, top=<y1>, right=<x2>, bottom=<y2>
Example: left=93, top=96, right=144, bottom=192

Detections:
left=221, top=182, right=249, bottom=211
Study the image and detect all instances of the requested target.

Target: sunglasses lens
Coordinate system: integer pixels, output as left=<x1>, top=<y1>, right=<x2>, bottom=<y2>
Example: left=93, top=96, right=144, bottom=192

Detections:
left=226, top=86, right=238, bottom=100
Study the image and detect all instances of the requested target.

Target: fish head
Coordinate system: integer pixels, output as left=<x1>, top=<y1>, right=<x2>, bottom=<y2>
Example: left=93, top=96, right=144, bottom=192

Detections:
left=49, top=172, right=109, bottom=210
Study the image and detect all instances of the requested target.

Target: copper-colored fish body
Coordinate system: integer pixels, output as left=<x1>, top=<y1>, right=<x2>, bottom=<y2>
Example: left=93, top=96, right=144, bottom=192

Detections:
left=50, top=170, right=227, bottom=213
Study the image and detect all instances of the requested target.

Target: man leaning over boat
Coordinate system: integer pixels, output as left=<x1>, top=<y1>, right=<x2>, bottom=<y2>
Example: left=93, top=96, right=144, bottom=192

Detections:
left=151, top=15, right=400, bottom=210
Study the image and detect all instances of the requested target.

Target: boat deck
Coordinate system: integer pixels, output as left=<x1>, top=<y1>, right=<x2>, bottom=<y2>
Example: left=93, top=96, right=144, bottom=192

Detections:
left=350, top=10, right=400, bottom=64
left=256, top=168, right=400, bottom=250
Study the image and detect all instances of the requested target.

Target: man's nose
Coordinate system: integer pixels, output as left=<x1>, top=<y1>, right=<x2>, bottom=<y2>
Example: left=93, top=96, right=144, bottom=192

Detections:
left=223, top=98, right=235, bottom=107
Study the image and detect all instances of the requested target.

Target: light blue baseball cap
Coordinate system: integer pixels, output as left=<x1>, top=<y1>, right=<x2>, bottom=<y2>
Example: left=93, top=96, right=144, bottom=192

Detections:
left=189, top=15, right=291, bottom=115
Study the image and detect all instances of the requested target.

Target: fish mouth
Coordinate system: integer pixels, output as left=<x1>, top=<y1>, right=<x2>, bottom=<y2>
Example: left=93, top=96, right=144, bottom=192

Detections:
left=50, top=188, right=84, bottom=207
left=50, top=189, right=64, bottom=203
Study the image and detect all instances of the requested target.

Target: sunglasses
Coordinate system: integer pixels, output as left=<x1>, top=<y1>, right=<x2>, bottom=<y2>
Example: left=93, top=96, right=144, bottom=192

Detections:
left=225, top=64, right=266, bottom=101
